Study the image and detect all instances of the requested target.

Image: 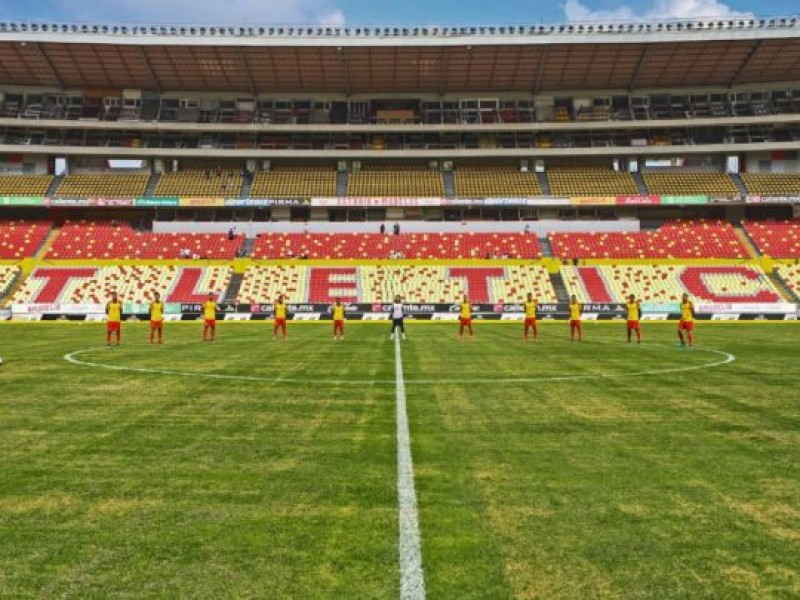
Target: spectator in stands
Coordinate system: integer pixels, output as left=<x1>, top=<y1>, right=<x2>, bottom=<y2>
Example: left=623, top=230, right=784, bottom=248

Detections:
left=300, top=250, right=309, bottom=260
left=286, top=248, right=295, bottom=259
left=524, top=224, right=531, bottom=234
left=216, top=166, right=222, bottom=177
left=393, top=222, right=400, bottom=235
left=380, top=223, right=386, bottom=235
left=228, top=226, right=236, bottom=241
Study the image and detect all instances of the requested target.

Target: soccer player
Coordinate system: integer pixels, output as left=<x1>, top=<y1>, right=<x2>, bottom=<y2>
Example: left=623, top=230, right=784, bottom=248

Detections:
left=273, top=294, right=288, bottom=340
left=202, top=292, right=217, bottom=342
left=149, top=291, right=164, bottom=344
left=105, top=291, right=123, bottom=347
left=523, top=292, right=538, bottom=342
left=390, top=295, right=406, bottom=341
left=332, top=298, right=345, bottom=340
left=678, top=293, right=695, bottom=348
left=569, top=295, right=583, bottom=342
left=458, top=295, right=474, bottom=340
left=626, top=294, right=642, bottom=344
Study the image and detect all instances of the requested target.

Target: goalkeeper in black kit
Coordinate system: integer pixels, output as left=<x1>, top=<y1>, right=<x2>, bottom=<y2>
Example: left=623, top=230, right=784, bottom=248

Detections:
left=390, top=295, right=407, bottom=341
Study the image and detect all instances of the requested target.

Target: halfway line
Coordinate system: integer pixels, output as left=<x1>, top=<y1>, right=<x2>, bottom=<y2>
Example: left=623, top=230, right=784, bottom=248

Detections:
left=394, top=335, right=426, bottom=600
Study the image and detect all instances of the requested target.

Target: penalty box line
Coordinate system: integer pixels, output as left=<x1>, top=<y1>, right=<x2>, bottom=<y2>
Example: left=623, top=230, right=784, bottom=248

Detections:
left=394, top=335, right=426, bottom=600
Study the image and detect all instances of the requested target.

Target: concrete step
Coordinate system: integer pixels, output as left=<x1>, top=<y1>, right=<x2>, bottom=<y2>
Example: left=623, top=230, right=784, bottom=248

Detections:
left=768, top=271, right=799, bottom=303
left=224, top=273, right=244, bottom=303
left=549, top=271, right=570, bottom=303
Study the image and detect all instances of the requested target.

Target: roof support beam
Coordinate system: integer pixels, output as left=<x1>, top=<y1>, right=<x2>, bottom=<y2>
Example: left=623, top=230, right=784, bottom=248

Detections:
left=438, top=47, right=449, bottom=96
left=338, top=46, right=352, bottom=96
left=33, top=43, right=65, bottom=89
left=729, top=40, right=763, bottom=88
left=138, top=46, right=163, bottom=93
left=533, top=46, right=549, bottom=94
left=239, top=47, right=258, bottom=95
left=628, top=44, right=650, bottom=92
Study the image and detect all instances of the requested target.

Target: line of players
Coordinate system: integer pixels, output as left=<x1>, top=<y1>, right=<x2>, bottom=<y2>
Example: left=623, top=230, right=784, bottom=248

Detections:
left=103, top=291, right=696, bottom=348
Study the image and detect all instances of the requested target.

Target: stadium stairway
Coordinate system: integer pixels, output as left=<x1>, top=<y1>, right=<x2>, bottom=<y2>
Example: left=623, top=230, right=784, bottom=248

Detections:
left=734, top=225, right=762, bottom=259
left=45, top=175, right=64, bottom=197
left=443, top=170, right=456, bottom=197
left=549, top=271, right=570, bottom=303
left=767, top=271, right=800, bottom=302
left=240, top=237, right=256, bottom=257
left=224, top=272, right=245, bottom=303
left=336, top=171, right=348, bottom=197
left=240, top=171, right=253, bottom=198
left=144, top=173, right=161, bottom=197
left=0, top=269, right=21, bottom=307
left=632, top=172, right=649, bottom=196
left=536, top=172, right=552, bottom=196
left=539, top=236, right=554, bottom=257
left=34, top=226, right=60, bottom=259
left=729, top=173, right=749, bottom=197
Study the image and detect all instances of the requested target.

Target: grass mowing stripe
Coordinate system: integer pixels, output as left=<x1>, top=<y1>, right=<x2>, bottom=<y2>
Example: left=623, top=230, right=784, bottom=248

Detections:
left=395, top=334, right=426, bottom=600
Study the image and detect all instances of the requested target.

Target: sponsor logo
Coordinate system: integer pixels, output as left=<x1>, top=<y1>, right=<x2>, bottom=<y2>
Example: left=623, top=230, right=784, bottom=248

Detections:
left=432, top=313, right=460, bottom=321
left=582, top=313, right=600, bottom=321
left=362, top=312, right=390, bottom=320
left=293, top=313, right=321, bottom=321
left=224, top=314, right=251, bottom=321
left=642, top=313, right=669, bottom=321
left=711, top=314, right=740, bottom=320
left=500, top=313, right=525, bottom=321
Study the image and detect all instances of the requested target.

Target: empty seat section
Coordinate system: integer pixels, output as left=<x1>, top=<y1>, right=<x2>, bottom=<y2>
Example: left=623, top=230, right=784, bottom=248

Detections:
left=0, top=220, right=51, bottom=258
left=453, top=167, right=542, bottom=197
left=547, top=168, right=639, bottom=196
left=642, top=171, right=738, bottom=196
left=561, top=265, right=780, bottom=303
left=54, top=173, right=150, bottom=197
left=346, top=166, right=444, bottom=197
left=250, top=168, right=337, bottom=198
left=0, top=175, right=53, bottom=196
left=775, top=265, right=800, bottom=296
left=740, top=173, right=800, bottom=196
left=237, top=265, right=310, bottom=304
left=251, top=232, right=541, bottom=260
left=743, top=220, right=800, bottom=257
left=154, top=168, right=244, bottom=197
left=12, top=265, right=231, bottom=304
left=0, top=265, right=20, bottom=297
left=47, top=221, right=243, bottom=259
left=550, top=220, right=748, bottom=259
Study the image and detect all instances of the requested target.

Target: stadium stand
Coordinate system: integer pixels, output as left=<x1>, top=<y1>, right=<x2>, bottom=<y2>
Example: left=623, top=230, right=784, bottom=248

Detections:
left=13, top=265, right=231, bottom=304
left=251, top=232, right=541, bottom=259
left=54, top=173, right=150, bottom=197
left=547, top=168, right=639, bottom=196
left=346, top=166, right=444, bottom=197
left=250, top=167, right=337, bottom=198
left=0, top=174, right=53, bottom=196
left=154, top=168, right=244, bottom=197
left=237, top=265, right=556, bottom=304
left=0, top=220, right=51, bottom=258
left=641, top=171, right=739, bottom=196
left=562, top=264, right=781, bottom=303
left=549, top=220, right=748, bottom=259
left=739, top=173, right=800, bottom=196
left=774, top=265, right=800, bottom=297
left=453, top=166, right=542, bottom=197
left=742, top=220, right=800, bottom=257
left=46, top=221, right=243, bottom=259
left=0, top=265, right=20, bottom=297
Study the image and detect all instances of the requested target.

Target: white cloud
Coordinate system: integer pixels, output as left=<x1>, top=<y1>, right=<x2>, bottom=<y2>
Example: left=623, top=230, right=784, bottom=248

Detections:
left=564, top=0, right=754, bottom=22
left=49, top=0, right=346, bottom=26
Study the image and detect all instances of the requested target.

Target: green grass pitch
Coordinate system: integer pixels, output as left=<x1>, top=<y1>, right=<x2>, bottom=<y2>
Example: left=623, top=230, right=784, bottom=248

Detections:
left=1, top=321, right=799, bottom=598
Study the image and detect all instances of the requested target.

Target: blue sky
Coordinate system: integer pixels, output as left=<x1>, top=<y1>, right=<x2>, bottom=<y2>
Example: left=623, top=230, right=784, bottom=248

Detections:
left=0, top=0, right=794, bottom=27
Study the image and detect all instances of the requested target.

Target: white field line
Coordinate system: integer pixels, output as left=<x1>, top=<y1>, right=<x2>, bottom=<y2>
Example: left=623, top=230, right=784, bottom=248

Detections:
left=394, top=334, right=426, bottom=600
left=63, top=344, right=736, bottom=387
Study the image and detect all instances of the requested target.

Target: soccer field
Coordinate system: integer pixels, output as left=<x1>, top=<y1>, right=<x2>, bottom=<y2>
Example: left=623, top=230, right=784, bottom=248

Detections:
left=1, top=322, right=799, bottom=598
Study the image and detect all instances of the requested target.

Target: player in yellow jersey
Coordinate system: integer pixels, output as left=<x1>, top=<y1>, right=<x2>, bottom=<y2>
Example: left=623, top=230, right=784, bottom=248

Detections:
left=569, top=295, right=582, bottom=342
left=202, top=292, right=217, bottom=342
left=273, top=294, right=288, bottom=340
left=626, top=294, right=642, bottom=344
left=458, top=295, right=474, bottom=340
left=332, top=298, right=345, bottom=340
left=149, top=291, right=164, bottom=344
left=523, top=292, right=538, bottom=342
left=678, top=293, right=695, bottom=348
left=105, top=291, right=123, bottom=347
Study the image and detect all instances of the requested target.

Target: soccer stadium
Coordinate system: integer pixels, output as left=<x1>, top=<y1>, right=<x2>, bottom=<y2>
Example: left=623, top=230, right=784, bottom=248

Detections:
left=1, top=7, right=799, bottom=598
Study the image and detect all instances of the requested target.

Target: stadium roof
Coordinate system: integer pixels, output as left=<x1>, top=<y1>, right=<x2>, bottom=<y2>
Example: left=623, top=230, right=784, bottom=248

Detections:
left=1, top=18, right=800, bottom=94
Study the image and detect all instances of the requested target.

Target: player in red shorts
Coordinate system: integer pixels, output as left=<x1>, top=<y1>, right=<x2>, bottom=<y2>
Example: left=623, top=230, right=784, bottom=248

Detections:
left=458, top=295, right=474, bottom=340
left=678, top=293, right=695, bottom=348
left=273, top=294, right=288, bottom=340
left=149, top=291, right=164, bottom=344
left=202, top=292, right=217, bottom=342
left=105, top=291, right=122, bottom=347
left=523, top=292, right=538, bottom=342
left=332, top=298, right=345, bottom=340
left=626, top=294, right=642, bottom=344
left=569, top=295, right=582, bottom=342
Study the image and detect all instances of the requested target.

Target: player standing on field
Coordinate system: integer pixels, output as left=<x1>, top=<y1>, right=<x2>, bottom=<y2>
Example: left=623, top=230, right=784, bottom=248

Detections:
left=273, top=294, right=288, bottom=340
left=626, top=294, right=642, bottom=344
left=390, top=295, right=406, bottom=341
left=149, top=291, right=164, bottom=344
left=106, top=291, right=123, bottom=347
left=202, top=292, right=217, bottom=342
left=458, top=294, right=474, bottom=340
left=332, top=298, right=345, bottom=340
left=523, top=292, right=538, bottom=342
left=569, top=295, right=582, bottom=342
left=678, top=293, right=695, bottom=348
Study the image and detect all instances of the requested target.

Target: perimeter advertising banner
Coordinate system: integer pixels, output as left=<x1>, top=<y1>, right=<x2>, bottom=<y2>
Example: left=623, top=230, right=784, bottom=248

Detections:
left=0, top=196, right=46, bottom=206
left=224, top=198, right=311, bottom=207
left=134, top=197, right=180, bottom=207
